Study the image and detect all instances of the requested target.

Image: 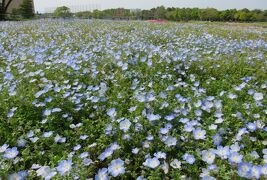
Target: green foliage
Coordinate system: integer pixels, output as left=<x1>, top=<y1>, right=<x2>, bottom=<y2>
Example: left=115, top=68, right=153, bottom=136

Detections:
left=0, top=21, right=266, bottom=179
left=20, top=0, right=34, bottom=19
left=73, top=6, right=267, bottom=22
left=10, top=8, right=21, bottom=20
left=53, top=6, right=72, bottom=18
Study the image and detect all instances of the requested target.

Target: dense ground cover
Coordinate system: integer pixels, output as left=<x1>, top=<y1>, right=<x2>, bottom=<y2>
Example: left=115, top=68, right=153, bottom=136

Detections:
left=0, top=20, right=266, bottom=179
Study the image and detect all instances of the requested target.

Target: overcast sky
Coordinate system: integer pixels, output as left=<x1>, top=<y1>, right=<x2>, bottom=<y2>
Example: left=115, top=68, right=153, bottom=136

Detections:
left=33, top=0, right=267, bottom=13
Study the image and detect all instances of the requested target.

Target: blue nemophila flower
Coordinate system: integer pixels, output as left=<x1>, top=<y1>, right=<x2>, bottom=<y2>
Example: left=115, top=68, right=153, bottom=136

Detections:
left=193, top=128, right=206, bottom=140
left=95, top=168, right=108, bottom=180
left=8, top=170, right=28, bottom=180
left=201, top=175, right=216, bottom=180
left=241, top=76, right=252, bottom=82
left=194, top=109, right=202, bottom=117
left=238, top=162, right=252, bottom=178
left=7, top=107, right=17, bottom=118
left=136, top=176, right=147, bottom=180
left=119, top=119, right=131, bottom=132
left=98, top=148, right=113, bottom=161
left=56, top=160, right=73, bottom=176
left=209, top=124, right=217, bottom=130
left=251, top=166, right=261, bottom=179
left=78, top=152, right=89, bottom=158
left=262, top=164, right=267, bottom=176
left=146, top=135, right=154, bottom=141
left=73, top=144, right=81, bottom=151
left=51, top=108, right=62, bottom=113
left=35, top=90, right=46, bottom=98
left=110, top=142, right=121, bottom=151
left=165, top=123, right=173, bottom=129
left=68, top=152, right=75, bottom=159
left=170, top=159, right=181, bottom=169
left=43, top=131, right=53, bottom=138
left=236, top=128, right=248, bottom=141
left=250, top=151, right=260, bottom=159
left=228, top=93, right=237, bottom=99
left=228, top=152, right=243, bottom=164
left=230, top=143, right=241, bottom=153
left=36, top=166, right=51, bottom=178
left=164, top=136, right=177, bottom=147
left=215, top=146, right=230, bottom=159
left=164, top=114, right=175, bottom=121
left=247, top=89, right=255, bottom=95
left=17, top=138, right=26, bottom=147
left=183, top=153, right=195, bottom=164
left=45, top=170, right=57, bottom=180
left=142, top=140, right=151, bottom=148
left=108, top=158, right=125, bottom=177
left=3, top=147, right=19, bottom=159
left=26, top=130, right=34, bottom=138
left=160, top=127, right=169, bottom=134
left=105, top=124, right=113, bottom=135
left=43, top=109, right=52, bottom=116
left=132, top=148, right=140, bottom=154
left=202, top=150, right=216, bottom=164
left=98, top=143, right=120, bottom=161
left=83, top=158, right=93, bottom=166
left=107, top=108, right=117, bottom=118
left=208, top=164, right=218, bottom=171
left=247, top=122, right=257, bottom=132
left=253, top=92, right=263, bottom=101
left=0, top=144, right=9, bottom=153
left=212, top=134, right=222, bottom=146
left=4, top=72, right=13, bottom=80
left=30, top=137, right=39, bottom=143
left=180, top=118, right=189, bottom=124
left=128, top=106, right=137, bottom=112
left=143, top=157, right=160, bottom=169
left=80, top=135, right=89, bottom=140
left=146, top=113, right=161, bottom=121
left=154, top=152, right=166, bottom=159
left=184, top=124, right=194, bottom=132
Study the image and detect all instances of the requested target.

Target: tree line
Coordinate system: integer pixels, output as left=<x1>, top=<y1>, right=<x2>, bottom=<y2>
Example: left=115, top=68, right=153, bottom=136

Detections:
left=69, top=6, right=267, bottom=22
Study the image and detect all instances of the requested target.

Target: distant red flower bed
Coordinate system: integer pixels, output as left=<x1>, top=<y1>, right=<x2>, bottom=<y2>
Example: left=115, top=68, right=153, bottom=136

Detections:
left=145, top=20, right=168, bottom=23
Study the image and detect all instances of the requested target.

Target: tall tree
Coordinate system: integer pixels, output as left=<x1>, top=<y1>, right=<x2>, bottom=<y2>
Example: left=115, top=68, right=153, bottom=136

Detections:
left=20, top=0, right=34, bottom=19
left=0, top=0, right=14, bottom=20
left=53, top=6, right=71, bottom=18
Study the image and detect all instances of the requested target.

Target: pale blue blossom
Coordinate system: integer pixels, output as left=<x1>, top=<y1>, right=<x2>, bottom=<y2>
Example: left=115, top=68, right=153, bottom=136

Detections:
left=119, top=119, right=131, bottom=132
left=108, top=158, right=125, bottom=177
left=95, top=168, right=109, bottom=180
left=228, top=152, right=243, bottom=164
left=193, top=128, right=206, bottom=140
left=3, top=147, right=19, bottom=159
left=143, top=157, right=160, bottom=169
left=183, top=153, right=195, bottom=164
left=202, top=150, right=216, bottom=164
left=56, top=160, right=73, bottom=175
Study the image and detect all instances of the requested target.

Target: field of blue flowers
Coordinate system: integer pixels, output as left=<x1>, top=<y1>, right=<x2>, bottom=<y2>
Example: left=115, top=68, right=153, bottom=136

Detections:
left=0, top=20, right=266, bottom=179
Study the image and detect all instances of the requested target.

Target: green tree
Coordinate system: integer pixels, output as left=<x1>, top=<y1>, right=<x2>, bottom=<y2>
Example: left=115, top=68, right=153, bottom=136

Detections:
left=250, top=9, right=265, bottom=21
left=10, top=8, right=20, bottom=19
left=165, top=10, right=176, bottom=21
left=1, top=0, right=16, bottom=20
left=92, top=9, right=104, bottom=19
left=220, top=9, right=237, bottom=21
left=154, top=6, right=166, bottom=19
left=200, top=8, right=219, bottom=21
left=20, top=0, right=34, bottom=19
left=53, top=6, right=71, bottom=18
